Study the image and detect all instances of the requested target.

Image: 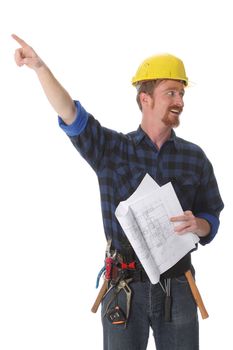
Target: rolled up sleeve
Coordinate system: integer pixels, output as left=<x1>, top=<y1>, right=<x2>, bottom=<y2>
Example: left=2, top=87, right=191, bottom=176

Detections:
left=58, top=100, right=89, bottom=137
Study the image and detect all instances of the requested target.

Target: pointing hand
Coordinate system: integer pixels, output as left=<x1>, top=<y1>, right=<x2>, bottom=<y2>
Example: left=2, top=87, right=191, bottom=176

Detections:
left=12, top=34, right=44, bottom=71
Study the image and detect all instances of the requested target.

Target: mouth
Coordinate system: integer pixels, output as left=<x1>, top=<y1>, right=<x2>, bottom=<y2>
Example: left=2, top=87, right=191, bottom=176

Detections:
left=169, top=108, right=182, bottom=116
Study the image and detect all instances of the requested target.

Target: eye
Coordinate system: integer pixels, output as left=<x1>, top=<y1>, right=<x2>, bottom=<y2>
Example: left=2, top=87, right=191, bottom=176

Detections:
left=167, top=91, right=175, bottom=97
left=167, top=90, right=185, bottom=98
left=180, top=91, right=185, bottom=97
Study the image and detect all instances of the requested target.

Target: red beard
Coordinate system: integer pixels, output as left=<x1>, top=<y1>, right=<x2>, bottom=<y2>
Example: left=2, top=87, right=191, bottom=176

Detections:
left=162, top=110, right=181, bottom=128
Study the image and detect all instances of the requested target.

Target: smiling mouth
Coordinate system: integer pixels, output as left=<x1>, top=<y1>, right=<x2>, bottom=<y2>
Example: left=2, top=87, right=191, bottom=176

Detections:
left=170, top=109, right=182, bottom=116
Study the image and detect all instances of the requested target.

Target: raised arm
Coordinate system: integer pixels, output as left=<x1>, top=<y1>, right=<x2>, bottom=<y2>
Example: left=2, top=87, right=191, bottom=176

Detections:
left=12, top=34, right=76, bottom=125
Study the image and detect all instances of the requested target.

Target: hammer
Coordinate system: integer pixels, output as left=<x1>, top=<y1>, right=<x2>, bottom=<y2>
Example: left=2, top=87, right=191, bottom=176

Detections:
left=185, top=270, right=209, bottom=319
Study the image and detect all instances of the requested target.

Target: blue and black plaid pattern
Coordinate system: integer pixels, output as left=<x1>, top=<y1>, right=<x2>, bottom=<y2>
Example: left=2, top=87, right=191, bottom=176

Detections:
left=67, top=112, right=224, bottom=252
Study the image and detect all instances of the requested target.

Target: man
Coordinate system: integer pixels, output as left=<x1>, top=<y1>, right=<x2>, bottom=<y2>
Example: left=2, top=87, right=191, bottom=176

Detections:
left=13, top=34, right=224, bottom=350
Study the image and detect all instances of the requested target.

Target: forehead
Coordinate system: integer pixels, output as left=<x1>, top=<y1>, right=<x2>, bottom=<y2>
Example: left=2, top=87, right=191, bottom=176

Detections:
left=156, top=79, right=185, bottom=92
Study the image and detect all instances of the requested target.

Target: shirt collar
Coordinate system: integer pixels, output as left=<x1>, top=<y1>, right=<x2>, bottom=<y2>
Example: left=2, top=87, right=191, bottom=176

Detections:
left=132, top=125, right=146, bottom=144
left=169, top=129, right=180, bottom=151
left=133, top=126, right=180, bottom=151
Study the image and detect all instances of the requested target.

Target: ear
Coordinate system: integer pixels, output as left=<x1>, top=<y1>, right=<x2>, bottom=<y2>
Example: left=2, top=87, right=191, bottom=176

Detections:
left=139, top=92, right=150, bottom=107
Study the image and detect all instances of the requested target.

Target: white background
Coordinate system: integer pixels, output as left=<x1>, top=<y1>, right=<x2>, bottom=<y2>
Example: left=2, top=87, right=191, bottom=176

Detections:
left=0, top=0, right=231, bottom=349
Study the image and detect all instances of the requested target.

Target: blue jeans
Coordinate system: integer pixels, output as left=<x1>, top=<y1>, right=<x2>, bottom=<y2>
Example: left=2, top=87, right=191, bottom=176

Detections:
left=101, top=275, right=199, bottom=350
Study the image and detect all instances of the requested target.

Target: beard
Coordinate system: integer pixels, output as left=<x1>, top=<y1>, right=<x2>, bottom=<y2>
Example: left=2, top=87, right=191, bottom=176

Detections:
left=162, top=110, right=181, bottom=128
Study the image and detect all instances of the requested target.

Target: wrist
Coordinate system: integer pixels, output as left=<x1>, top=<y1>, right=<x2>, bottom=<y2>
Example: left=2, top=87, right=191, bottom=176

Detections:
left=196, top=218, right=211, bottom=237
left=34, top=61, right=48, bottom=75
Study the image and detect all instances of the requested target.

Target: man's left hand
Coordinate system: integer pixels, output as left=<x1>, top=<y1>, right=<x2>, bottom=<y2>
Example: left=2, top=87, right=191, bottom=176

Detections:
left=170, top=210, right=210, bottom=237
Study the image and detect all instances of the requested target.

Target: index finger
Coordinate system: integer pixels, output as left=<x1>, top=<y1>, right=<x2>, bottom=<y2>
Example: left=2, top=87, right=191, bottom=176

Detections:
left=12, top=34, right=29, bottom=47
left=170, top=214, right=187, bottom=222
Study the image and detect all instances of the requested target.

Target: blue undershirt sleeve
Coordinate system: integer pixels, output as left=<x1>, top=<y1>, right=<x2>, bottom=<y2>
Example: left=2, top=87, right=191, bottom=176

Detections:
left=58, top=100, right=89, bottom=137
left=196, top=212, right=220, bottom=245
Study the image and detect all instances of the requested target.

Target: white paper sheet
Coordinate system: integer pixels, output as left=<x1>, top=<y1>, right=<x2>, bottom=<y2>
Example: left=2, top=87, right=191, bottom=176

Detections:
left=115, top=174, right=199, bottom=284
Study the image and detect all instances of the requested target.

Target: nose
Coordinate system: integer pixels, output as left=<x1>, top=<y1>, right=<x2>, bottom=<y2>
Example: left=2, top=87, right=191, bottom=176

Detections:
left=175, top=94, right=184, bottom=108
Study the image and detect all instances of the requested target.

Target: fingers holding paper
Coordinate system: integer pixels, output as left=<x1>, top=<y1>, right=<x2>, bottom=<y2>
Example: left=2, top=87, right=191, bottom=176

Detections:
left=170, top=210, right=210, bottom=238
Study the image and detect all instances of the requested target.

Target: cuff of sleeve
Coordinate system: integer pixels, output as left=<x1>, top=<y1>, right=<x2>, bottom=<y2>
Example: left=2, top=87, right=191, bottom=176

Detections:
left=196, top=213, right=220, bottom=245
left=58, top=100, right=89, bottom=137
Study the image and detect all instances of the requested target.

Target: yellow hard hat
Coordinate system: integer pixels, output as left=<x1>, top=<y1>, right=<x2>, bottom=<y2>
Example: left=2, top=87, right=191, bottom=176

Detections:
left=131, top=53, right=188, bottom=86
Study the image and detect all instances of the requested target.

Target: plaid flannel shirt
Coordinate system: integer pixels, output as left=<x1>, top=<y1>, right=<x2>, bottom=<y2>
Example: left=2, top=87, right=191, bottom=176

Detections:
left=59, top=101, right=224, bottom=257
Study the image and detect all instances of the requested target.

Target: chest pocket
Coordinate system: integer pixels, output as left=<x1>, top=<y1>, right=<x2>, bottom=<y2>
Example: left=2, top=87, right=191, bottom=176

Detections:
left=115, top=165, right=147, bottom=202
left=171, top=174, right=200, bottom=210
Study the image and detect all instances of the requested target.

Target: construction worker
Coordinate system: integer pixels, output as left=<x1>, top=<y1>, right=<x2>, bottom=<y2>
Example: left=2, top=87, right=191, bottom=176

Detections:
left=12, top=33, right=224, bottom=350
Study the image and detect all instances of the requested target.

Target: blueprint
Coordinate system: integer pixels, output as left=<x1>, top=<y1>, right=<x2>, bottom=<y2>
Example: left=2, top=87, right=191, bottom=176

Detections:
left=115, top=174, right=199, bottom=284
